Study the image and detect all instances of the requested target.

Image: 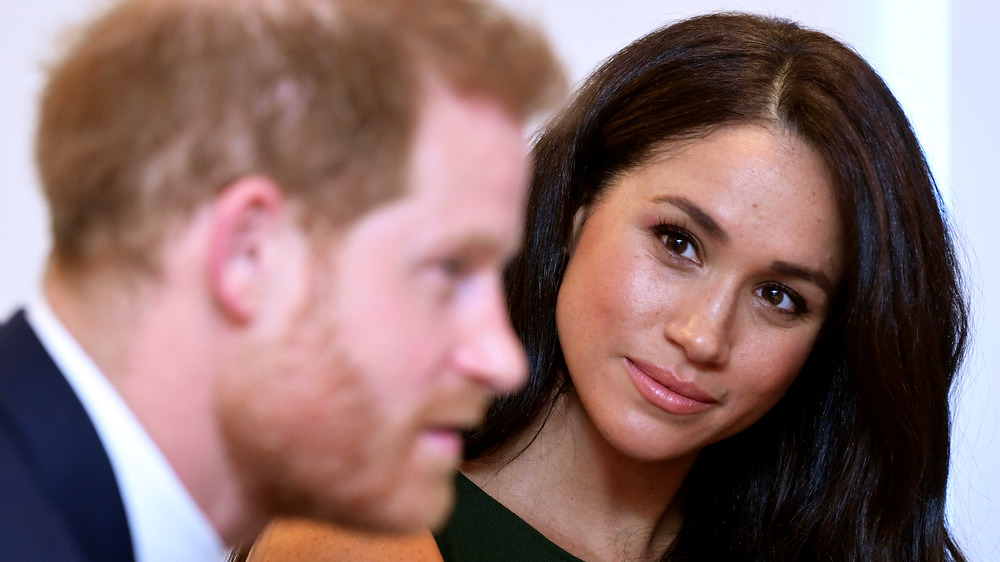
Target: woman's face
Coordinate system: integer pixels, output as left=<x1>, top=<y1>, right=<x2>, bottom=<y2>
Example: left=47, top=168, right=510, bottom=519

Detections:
left=555, top=125, right=844, bottom=463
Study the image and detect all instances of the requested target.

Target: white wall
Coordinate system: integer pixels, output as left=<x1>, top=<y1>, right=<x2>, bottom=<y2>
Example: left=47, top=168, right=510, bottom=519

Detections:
left=2, top=1, right=996, bottom=558
left=948, top=0, right=1000, bottom=558
left=0, top=0, right=96, bottom=315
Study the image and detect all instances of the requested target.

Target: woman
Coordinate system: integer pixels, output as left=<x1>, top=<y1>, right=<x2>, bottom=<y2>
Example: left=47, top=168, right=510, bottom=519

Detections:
left=244, top=12, right=968, bottom=561
left=440, top=11, right=968, bottom=562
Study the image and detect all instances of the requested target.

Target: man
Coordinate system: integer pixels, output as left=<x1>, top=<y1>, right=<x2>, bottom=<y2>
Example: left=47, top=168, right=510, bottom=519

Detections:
left=0, top=0, right=565, bottom=560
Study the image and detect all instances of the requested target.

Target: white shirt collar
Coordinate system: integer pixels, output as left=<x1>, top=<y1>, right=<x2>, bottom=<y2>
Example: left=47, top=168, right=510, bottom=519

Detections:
left=26, top=295, right=227, bottom=562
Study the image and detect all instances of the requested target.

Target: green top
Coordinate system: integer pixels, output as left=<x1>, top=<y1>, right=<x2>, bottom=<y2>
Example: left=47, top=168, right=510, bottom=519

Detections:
left=434, top=473, right=585, bottom=562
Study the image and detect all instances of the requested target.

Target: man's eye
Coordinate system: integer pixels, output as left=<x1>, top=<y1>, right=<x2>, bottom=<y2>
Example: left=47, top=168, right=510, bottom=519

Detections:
left=440, top=259, right=464, bottom=277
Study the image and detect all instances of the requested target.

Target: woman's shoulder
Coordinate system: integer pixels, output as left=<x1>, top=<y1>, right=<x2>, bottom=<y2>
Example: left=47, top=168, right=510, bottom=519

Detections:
left=434, top=472, right=584, bottom=562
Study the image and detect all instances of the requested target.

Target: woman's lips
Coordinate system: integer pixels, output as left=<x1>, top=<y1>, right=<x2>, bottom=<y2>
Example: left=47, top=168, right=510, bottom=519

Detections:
left=625, top=357, right=717, bottom=415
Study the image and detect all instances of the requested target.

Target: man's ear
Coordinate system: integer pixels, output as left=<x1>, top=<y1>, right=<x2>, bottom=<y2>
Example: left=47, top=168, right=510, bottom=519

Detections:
left=207, top=176, right=290, bottom=324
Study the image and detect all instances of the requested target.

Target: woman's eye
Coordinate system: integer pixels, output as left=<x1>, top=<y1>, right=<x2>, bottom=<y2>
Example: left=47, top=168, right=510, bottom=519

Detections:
left=755, top=285, right=802, bottom=313
left=660, top=230, right=698, bottom=261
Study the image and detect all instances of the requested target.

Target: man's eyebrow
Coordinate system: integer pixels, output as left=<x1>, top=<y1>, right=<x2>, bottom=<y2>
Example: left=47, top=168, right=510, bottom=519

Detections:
left=435, top=232, right=521, bottom=262
left=652, top=195, right=729, bottom=243
left=770, top=261, right=836, bottom=295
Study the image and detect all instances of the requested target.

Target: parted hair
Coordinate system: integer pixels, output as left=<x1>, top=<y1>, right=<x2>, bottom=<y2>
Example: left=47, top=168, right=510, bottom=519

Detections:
left=466, top=12, right=968, bottom=561
left=36, top=0, right=564, bottom=273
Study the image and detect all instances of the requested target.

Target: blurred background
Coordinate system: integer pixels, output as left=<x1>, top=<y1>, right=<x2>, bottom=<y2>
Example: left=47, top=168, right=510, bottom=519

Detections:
left=2, top=0, right=996, bottom=558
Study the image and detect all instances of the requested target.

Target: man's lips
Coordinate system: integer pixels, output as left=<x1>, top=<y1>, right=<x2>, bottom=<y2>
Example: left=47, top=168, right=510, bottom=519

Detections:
left=423, top=405, right=490, bottom=447
left=422, top=412, right=482, bottom=457
left=625, top=357, right=718, bottom=415
left=421, top=427, right=465, bottom=458
left=425, top=419, right=479, bottom=435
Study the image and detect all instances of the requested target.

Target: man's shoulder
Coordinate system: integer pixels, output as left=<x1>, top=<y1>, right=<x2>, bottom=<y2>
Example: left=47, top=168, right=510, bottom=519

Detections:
left=0, top=309, right=49, bottom=380
left=0, top=308, right=33, bottom=357
left=0, top=307, right=135, bottom=562
left=0, top=307, right=73, bottom=443
left=0, top=308, right=89, bottom=560
left=0, top=424, right=91, bottom=561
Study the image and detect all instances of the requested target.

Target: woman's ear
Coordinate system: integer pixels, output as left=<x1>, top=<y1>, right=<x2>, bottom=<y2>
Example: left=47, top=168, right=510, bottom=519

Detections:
left=567, top=206, right=589, bottom=256
left=206, top=176, right=290, bottom=324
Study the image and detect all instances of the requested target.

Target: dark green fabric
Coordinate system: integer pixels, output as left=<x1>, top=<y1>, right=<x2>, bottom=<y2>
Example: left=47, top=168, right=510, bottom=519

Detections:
left=434, top=473, right=585, bottom=562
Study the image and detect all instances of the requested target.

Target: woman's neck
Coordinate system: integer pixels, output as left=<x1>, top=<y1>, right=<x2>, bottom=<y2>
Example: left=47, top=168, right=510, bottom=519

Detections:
left=463, top=391, right=698, bottom=562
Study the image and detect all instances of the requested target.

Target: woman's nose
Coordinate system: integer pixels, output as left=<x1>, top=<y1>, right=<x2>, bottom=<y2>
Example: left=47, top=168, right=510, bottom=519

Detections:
left=663, top=285, right=734, bottom=366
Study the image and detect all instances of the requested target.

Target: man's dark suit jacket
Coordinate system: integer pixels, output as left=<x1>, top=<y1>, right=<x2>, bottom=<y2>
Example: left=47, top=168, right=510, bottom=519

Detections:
left=0, top=310, right=134, bottom=561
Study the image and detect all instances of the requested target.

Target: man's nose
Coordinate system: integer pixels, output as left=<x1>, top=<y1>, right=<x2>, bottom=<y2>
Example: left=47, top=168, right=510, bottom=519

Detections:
left=453, top=284, right=528, bottom=393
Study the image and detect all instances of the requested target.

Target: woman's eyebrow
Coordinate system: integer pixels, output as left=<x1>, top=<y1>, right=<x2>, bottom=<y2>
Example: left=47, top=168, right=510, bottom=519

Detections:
left=653, top=195, right=729, bottom=243
left=653, top=195, right=836, bottom=295
left=770, top=261, right=835, bottom=295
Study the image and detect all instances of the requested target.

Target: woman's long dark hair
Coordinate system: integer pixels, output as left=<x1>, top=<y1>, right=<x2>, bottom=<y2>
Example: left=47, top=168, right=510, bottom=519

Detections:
left=465, top=12, right=968, bottom=561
